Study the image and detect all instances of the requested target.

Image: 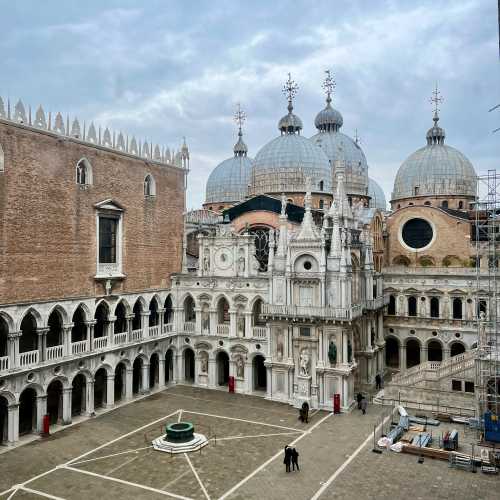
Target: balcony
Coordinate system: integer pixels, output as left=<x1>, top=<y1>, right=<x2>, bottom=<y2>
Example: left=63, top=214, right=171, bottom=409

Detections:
left=19, top=350, right=38, bottom=368
left=114, top=332, right=127, bottom=345
left=46, top=345, right=64, bottom=361
left=364, top=295, right=390, bottom=310
left=216, top=324, right=229, bottom=335
left=130, top=329, right=142, bottom=342
left=93, top=337, right=108, bottom=350
left=148, top=325, right=160, bottom=338
left=0, top=356, right=9, bottom=372
left=262, top=303, right=363, bottom=321
left=163, top=323, right=173, bottom=334
left=71, top=340, right=88, bottom=355
left=252, top=326, right=267, bottom=339
left=183, top=322, right=195, bottom=333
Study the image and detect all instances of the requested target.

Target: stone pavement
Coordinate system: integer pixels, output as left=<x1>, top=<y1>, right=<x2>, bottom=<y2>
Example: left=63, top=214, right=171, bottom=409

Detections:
left=0, top=386, right=497, bottom=500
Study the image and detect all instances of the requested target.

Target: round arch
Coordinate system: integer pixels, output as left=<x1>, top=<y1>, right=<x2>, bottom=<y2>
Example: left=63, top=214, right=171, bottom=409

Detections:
left=427, top=339, right=444, bottom=362
left=385, top=336, right=400, bottom=369
left=406, top=337, right=421, bottom=368
left=450, top=341, right=466, bottom=357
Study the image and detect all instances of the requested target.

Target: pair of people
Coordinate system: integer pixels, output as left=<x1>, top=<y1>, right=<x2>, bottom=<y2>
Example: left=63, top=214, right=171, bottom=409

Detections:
left=284, top=445, right=299, bottom=472
left=356, top=392, right=368, bottom=415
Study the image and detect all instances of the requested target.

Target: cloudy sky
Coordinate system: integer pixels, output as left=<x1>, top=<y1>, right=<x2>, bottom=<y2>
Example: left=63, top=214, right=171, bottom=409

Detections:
left=1, top=0, right=498, bottom=208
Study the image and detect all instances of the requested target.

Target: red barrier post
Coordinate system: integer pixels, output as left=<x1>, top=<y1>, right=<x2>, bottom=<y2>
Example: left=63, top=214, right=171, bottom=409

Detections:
left=42, top=414, right=50, bottom=437
left=228, top=376, right=235, bottom=393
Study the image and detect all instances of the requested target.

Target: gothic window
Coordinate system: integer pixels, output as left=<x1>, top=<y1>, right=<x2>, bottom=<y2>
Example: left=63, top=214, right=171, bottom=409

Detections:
left=0, top=143, right=4, bottom=172
left=99, top=217, right=117, bottom=264
left=388, top=295, right=396, bottom=315
left=452, top=298, right=463, bottom=319
left=249, top=227, right=270, bottom=272
left=408, top=296, right=417, bottom=316
left=319, top=180, right=324, bottom=191
left=144, top=174, right=156, bottom=197
left=430, top=297, right=439, bottom=318
left=76, top=158, right=92, bottom=186
left=95, top=200, right=123, bottom=277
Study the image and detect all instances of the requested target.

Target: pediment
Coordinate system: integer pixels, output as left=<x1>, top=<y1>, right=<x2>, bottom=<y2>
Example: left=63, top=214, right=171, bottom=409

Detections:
left=233, top=294, right=248, bottom=303
left=384, top=287, right=400, bottom=294
left=448, top=289, right=467, bottom=295
left=95, top=199, right=124, bottom=212
left=426, top=288, right=444, bottom=295
left=403, top=288, right=419, bottom=294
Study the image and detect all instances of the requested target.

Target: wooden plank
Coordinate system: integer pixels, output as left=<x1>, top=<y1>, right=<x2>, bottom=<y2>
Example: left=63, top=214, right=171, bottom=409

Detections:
left=402, top=444, right=450, bottom=461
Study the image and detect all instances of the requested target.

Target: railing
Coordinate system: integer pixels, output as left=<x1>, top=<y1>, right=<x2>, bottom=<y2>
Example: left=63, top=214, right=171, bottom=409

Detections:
left=71, top=340, right=87, bottom=355
left=19, top=350, right=38, bottom=367
left=114, top=332, right=127, bottom=345
left=216, top=324, right=229, bottom=335
left=96, top=262, right=121, bottom=276
left=262, top=303, right=363, bottom=321
left=183, top=322, right=195, bottom=333
left=0, top=356, right=9, bottom=371
left=364, top=295, right=390, bottom=310
left=46, top=345, right=63, bottom=361
left=130, top=329, right=142, bottom=342
left=252, top=326, right=267, bottom=338
left=93, top=337, right=108, bottom=350
left=149, top=325, right=160, bottom=337
left=163, top=323, right=173, bottom=334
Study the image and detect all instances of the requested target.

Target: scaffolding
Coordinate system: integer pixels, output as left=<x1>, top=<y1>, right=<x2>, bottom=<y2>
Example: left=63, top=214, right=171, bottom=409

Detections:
left=475, top=170, right=500, bottom=436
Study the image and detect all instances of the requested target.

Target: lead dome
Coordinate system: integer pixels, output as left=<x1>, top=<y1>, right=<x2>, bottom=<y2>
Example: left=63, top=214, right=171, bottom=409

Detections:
left=368, top=178, right=387, bottom=210
left=392, top=111, right=476, bottom=203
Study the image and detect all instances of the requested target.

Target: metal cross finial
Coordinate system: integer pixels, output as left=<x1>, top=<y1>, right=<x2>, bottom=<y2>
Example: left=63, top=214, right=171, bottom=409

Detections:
left=322, top=69, right=336, bottom=101
left=282, top=73, right=299, bottom=104
left=354, top=128, right=361, bottom=145
left=234, top=103, right=246, bottom=132
left=430, top=82, right=444, bottom=119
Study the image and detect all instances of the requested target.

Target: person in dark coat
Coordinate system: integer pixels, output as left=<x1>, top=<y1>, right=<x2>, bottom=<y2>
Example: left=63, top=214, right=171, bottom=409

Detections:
left=356, top=392, right=363, bottom=410
left=375, top=373, right=382, bottom=390
left=291, top=448, right=300, bottom=471
left=360, top=397, right=368, bottom=415
left=284, top=445, right=292, bottom=472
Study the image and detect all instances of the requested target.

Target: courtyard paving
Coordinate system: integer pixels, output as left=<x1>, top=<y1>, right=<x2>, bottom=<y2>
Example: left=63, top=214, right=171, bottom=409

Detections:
left=0, top=385, right=498, bottom=499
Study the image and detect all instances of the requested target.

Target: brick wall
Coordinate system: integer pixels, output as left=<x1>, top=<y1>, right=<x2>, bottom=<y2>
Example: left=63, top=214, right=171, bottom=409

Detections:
left=0, top=121, right=185, bottom=304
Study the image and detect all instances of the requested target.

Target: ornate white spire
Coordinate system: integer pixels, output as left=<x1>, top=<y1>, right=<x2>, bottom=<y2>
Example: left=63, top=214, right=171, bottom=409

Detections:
left=102, top=128, right=112, bottom=147
left=14, top=100, right=27, bottom=123
left=334, top=142, right=352, bottom=220
left=296, top=177, right=320, bottom=240
left=87, top=122, right=97, bottom=143
left=53, top=113, right=65, bottom=134
left=70, top=118, right=81, bottom=138
left=0, top=97, right=5, bottom=118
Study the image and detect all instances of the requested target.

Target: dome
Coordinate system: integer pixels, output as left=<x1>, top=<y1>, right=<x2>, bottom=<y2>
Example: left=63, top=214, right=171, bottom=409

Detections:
left=250, top=134, right=332, bottom=195
left=311, top=131, right=368, bottom=196
left=205, top=155, right=253, bottom=204
left=392, top=115, right=476, bottom=201
left=368, top=178, right=387, bottom=210
left=205, top=129, right=253, bottom=204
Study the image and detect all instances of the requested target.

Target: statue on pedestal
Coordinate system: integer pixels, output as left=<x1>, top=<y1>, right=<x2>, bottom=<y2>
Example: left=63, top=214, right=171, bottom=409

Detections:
left=299, top=349, right=310, bottom=376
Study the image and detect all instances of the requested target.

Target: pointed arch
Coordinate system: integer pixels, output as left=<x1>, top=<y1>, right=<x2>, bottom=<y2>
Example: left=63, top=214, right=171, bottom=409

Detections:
left=76, top=158, right=93, bottom=186
left=47, top=304, right=69, bottom=326
left=144, top=174, right=156, bottom=197
left=113, top=298, right=131, bottom=316
left=71, top=303, right=91, bottom=322
left=18, top=307, right=42, bottom=331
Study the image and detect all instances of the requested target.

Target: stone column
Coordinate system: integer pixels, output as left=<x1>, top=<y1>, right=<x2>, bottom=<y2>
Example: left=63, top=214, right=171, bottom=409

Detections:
left=86, top=381, right=95, bottom=416
left=443, top=348, right=451, bottom=360
left=265, top=364, right=272, bottom=399
left=244, top=312, right=252, bottom=338
left=7, top=332, right=20, bottom=369
left=194, top=355, right=200, bottom=386
left=158, top=358, right=166, bottom=389
left=245, top=361, right=252, bottom=393
left=86, top=321, right=96, bottom=352
left=208, top=358, right=216, bottom=388
left=173, top=307, right=183, bottom=334
left=229, top=310, right=237, bottom=337
left=63, top=324, right=73, bottom=357
left=399, top=343, right=406, bottom=371
left=317, top=328, right=324, bottom=367
left=141, top=363, right=150, bottom=393
left=194, top=308, right=202, bottom=334
left=125, top=314, right=134, bottom=342
left=125, top=369, right=133, bottom=400
left=108, top=317, right=116, bottom=345
left=38, top=328, right=49, bottom=363
left=36, top=395, right=47, bottom=433
left=62, top=387, right=72, bottom=425
left=342, top=330, right=348, bottom=364
left=209, top=309, right=217, bottom=335
left=158, top=307, right=166, bottom=335
left=105, top=375, right=115, bottom=408
left=7, top=403, right=19, bottom=444
left=141, top=312, right=150, bottom=338
left=176, top=354, right=183, bottom=382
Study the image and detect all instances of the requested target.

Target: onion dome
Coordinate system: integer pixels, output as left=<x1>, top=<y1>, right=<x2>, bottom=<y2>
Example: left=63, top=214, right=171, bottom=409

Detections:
left=392, top=87, right=476, bottom=202
left=310, top=70, right=368, bottom=197
left=368, top=178, right=387, bottom=210
left=205, top=115, right=253, bottom=204
left=250, top=74, right=332, bottom=196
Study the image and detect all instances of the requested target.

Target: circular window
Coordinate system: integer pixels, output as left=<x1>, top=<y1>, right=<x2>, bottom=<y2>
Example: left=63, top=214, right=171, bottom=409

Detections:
left=218, top=340, right=224, bottom=346
left=256, top=344, right=261, bottom=350
left=432, top=331, right=437, bottom=336
left=27, top=372, right=35, bottom=382
left=455, top=332, right=461, bottom=338
left=410, top=329, right=415, bottom=334
left=401, top=218, right=433, bottom=249
left=303, top=261, right=312, bottom=271
left=185, top=338, right=190, bottom=344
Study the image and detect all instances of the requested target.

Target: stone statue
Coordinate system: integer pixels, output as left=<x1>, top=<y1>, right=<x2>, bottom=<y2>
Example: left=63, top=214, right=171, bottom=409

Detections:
left=276, top=330, right=284, bottom=361
left=236, top=356, right=244, bottom=378
left=201, top=307, right=210, bottom=332
left=203, top=256, right=210, bottom=273
left=200, top=352, right=208, bottom=373
left=299, top=349, right=310, bottom=376
left=328, top=340, right=337, bottom=365
left=238, top=256, right=245, bottom=275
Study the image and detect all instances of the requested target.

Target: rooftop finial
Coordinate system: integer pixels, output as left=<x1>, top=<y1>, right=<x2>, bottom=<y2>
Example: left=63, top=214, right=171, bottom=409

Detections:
left=282, top=72, right=298, bottom=113
left=233, top=103, right=248, bottom=157
left=430, top=82, right=444, bottom=124
left=322, top=69, right=336, bottom=106
left=354, top=128, right=360, bottom=145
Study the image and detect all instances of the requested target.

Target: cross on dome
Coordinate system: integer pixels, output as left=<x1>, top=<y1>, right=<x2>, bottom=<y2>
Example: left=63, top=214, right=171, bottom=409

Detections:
left=234, top=103, right=246, bottom=133
left=430, top=82, right=444, bottom=123
left=322, top=69, right=336, bottom=104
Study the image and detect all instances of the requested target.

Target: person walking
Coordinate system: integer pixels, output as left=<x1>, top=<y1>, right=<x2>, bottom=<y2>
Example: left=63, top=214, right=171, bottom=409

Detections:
left=360, top=397, right=368, bottom=415
left=375, top=373, right=382, bottom=390
left=291, top=447, right=300, bottom=471
left=356, top=392, right=363, bottom=410
left=284, top=445, right=292, bottom=473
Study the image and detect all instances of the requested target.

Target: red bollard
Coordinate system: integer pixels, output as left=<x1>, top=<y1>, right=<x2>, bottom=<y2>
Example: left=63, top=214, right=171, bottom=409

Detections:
left=228, top=376, right=235, bottom=393
left=333, top=394, right=341, bottom=414
left=41, top=414, right=50, bottom=437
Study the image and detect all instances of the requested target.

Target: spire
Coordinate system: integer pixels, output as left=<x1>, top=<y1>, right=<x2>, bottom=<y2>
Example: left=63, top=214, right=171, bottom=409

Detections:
left=233, top=103, right=248, bottom=156
left=297, top=177, right=320, bottom=240
left=426, top=83, right=445, bottom=145
left=334, top=142, right=352, bottom=220
left=278, top=73, right=303, bottom=134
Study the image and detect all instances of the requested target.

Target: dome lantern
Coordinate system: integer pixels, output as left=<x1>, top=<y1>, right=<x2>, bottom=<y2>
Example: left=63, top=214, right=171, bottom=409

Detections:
left=278, top=73, right=303, bottom=135
left=314, top=69, right=344, bottom=132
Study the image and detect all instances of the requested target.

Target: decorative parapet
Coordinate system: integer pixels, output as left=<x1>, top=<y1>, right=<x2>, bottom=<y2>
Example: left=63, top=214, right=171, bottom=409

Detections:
left=0, top=96, right=189, bottom=169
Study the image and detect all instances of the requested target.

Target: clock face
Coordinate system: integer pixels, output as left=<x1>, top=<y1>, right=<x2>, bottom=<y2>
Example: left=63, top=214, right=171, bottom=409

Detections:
left=215, top=248, right=233, bottom=270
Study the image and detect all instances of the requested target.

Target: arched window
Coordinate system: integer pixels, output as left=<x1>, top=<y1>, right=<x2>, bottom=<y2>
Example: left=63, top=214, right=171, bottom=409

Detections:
left=319, top=199, right=324, bottom=209
left=452, top=298, right=462, bottom=319
left=76, top=158, right=92, bottom=186
left=430, top=297, right=439, bottom=318
left=458, top=201, right=463, bottom=209
left=388, top=295, right=396, bottom=315
left=0, top=143, right=4, bottom=172
left=442, top=200, right=448, bottom=208
left=144, top=174, right=156, bottom=197
left=408, top=296, right=417, bottom=316
left=319, top=180, right=324, bottom=191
